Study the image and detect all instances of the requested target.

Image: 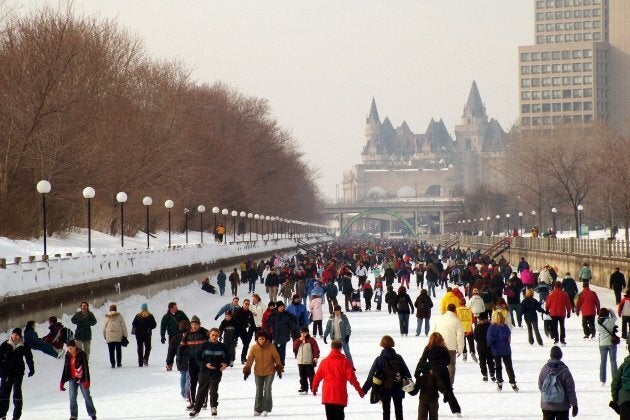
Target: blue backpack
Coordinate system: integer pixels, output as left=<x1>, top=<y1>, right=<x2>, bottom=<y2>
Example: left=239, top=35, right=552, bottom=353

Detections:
left=541, top=372, right=565, bottom=404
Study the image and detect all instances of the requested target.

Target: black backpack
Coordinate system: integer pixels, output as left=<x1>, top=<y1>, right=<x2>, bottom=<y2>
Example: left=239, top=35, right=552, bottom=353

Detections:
left=382, top=357, right=403, bottom=390
left=60, top=327, right=74, bottom=343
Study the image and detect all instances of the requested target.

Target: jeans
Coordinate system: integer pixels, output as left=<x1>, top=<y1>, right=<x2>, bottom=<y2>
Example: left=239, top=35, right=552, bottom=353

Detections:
left=416, top=317, right=430, bottom=336
left=30, top=340, right=59, bottom=358
left=0, top=376, right=23, bottom=420
left=75, top=340, right=91, bottom=359
left=398, top=313, right=410, bottom=335
left=68, top=379, right=96, bottom=419
left=107, top=341, right=122, bottom=367
left=254, top=374, right=274, bottom=413
left=427, top=282, right=436, bottom=297
left=622, top=316, right=630, bottom=339
left=599, top=344, right=618, bottom=383
left=218, top=284, right=225, bottom=296
left=248, top=279, right=257, bottom=293
left=136, top=336, right=151, bottom=366
left=179, top=370, right=190, bottom=399
left=341, top=340, right=353, bottom=365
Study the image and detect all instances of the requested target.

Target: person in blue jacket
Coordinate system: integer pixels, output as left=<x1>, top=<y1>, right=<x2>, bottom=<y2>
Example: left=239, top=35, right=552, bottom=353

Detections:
left=486, top=312, right=518, bottom=392
left=214, top=297, right=241, bottom=321
left=216, top=269, right=227, bottom=296
left=287, top=295, right=310, bottom=334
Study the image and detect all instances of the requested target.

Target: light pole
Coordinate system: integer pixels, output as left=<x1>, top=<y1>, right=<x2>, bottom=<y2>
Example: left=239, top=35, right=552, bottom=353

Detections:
left=212, top=207, right=220, bottom=241
left=265, top=216, right=270, bottom=240
left=254, top=214, right=260, bottom=241
left=36, top=180, right=51, bottom=257
left=506, top=214, right=511, bottom=235
left=518, top=212, right=523, bottom=236
left=165, top=200, right=174, bottom=247
left=142, top=196, right=153, bottom=248
left=531, top=210, right=536, bottom=233
left=551, top=207, right=557, bottom=235
left=198, top=205, right=206, bottom=243
left=116, top=192, right=127, bottom=247
left=82, top=187, right=95, bottom=253
left=221, top=209, right=228, bottom=243
left=495, top=215, right=500, bottom=236
left=248, top=213, right=253, bottom=241
left=486, top=216, right=490, bottom=235
left=577, top=204, right=584, bottom=238
left=184, top=208, right=190, bottom=244
left=231, top=210, right=238, bottom=242
left=239, top=211, right=246, bottom=242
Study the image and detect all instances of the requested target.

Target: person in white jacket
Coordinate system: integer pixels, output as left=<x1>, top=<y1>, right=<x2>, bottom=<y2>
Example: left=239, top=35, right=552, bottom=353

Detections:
left=250, top=294, right=266, bottom=328
left=468, top=288, right=486, bottom=321
left=430, top=303, right=465, bottom=384
left=103, top=304, right=128, bottom=368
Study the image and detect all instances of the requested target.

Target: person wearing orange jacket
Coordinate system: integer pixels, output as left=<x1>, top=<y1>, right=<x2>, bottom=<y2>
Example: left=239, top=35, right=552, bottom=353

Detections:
left=546, top=281, right=572, bottom=345
left=312, top=339, right=365, bottom=419
left=576, top=282, right=601, bottom=339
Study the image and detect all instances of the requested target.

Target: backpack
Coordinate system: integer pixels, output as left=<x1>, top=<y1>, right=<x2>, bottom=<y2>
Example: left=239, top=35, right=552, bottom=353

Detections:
left=397, top=297, right=408, bottom=312
left=60, top=327, right=74, bottom=343
left=541, top=372, right=565, bottom=404
left=382, top=357, right=403, bottom=390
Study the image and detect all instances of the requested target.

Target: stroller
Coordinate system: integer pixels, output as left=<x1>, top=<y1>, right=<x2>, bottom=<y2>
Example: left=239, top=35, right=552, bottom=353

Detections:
left=350, top=289, right=362, bottom=312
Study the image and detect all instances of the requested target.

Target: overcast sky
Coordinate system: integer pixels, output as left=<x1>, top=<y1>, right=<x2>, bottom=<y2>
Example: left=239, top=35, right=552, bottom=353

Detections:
left=24, top=0, right=533, bottom=200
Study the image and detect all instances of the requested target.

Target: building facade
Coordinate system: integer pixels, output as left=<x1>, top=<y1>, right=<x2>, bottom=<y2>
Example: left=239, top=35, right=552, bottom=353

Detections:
left=518, top=0, right=630, bottom=133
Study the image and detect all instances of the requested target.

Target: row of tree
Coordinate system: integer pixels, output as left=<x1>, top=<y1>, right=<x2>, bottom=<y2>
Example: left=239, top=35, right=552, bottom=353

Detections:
left=0, top=6, right=322, bottom=239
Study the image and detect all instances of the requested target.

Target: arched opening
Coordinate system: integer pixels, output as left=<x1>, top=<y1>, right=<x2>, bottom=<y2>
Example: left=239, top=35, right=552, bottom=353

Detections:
left=425, top=185, right=442, bottom=197
left=396, top=186, right=416, bottom=198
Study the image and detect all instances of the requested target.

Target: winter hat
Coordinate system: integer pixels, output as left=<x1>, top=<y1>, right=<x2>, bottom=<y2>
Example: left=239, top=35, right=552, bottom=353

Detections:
left=550, top=346, right=563, bottom=360
left=276, top=301, right=285, bottom=308
left=141, top=303, right=148, bottom=311
left=190, top=315, right=201, bottom=324
left=11, top=328, right=22, bottom=337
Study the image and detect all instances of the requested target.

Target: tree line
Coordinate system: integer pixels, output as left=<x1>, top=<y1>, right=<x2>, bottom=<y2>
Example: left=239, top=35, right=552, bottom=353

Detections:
left=0, top=6, right=322, bottom=239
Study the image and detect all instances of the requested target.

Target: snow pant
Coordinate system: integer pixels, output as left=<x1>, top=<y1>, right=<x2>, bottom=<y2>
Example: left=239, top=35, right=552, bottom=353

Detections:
left=447, top=350, right=457, bottom=385
left=550, top=316, right=566, bottom=343
left=274, top=341, right=287, bottom=366
left=507, top=304, right=522, bottom=327
left=107, top=341, right=122, bottom=367
left=427, top=282, right=436, bottom=298
left=135, top=335, right=151, bottom=367
left=525, top=318, right=544, bottom=345
left=380, top=394, right=403, bottom=420
left=477, top=348, right=495, bottom=379
left=364, top=297, right=372, bottom=310
left=188, top=357, right=201, bottom=403
left=375, top=297, right=382, bottom=311
left=416, top=317, right=430, bottom=336
left=398, top=312, right=410, bottom=335
left=327, top=296, right=338, bottom=315
left=75, top=340, right=91, bottom=359
left=418, top=399, right=438, bottom=420
left=68, top=378, right=96, bottom=419
left=462, top=334, right=475, bottom=355
left=388, top=303, right=397, bottom=314
left=622, top=316, right=630, bottom=339
left=0, top=376, right=23, bottom=420
left=312, top=320, right=323, bottom=337
left=254, top=374, right=274, bottom=414
left=179, top=370, right=190, bottom=399
left=324, top=403, right=345, bottom=420
left=249, top=279, right=257, bottom=293
left=542, top=410, right=569, bottom=420
left=493, top=355, right=516, bottom=385
left=237, top=331, right=252, bottom=363
left=297, top=364, right=314, bottom=391
left=193, top=372, right=221, bottom=412
left=615, top=288, right=623, bottom=304
left=583, top=315, right=596, bottom=337
left=599, top=344, right=618, bottom=383
left=29, top=340, right=59, bottom=358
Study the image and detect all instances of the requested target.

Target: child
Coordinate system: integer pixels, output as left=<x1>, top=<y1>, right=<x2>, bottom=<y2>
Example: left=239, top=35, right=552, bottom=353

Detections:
left=385, top=285, right=398, bottom=314
left=411, top=361, right=440, bottom=420
left=374, top=280, right=384, bottom=311
left=219, top=311, right=237, bottom=367
left=473, top=312, right=495, bottom=382
left=350, top=289, right=362, bottom=312
left=362, top=280, right=373, bottom=311
left=292, top=326, right=320, bottom=394
left=541, top=300, right=553, bottom=338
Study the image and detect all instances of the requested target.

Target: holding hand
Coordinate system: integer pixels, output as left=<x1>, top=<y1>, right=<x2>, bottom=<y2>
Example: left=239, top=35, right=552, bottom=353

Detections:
left=59, top=382, right=66, bottom=391
left=160, top=337, right=166, bottom=344
left=571, top=406, right=578, bottom=417
left=28, top=370, right=34, bottom=377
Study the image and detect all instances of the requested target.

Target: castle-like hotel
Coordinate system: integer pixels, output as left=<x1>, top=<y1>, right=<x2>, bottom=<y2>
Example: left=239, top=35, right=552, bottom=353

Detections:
left=341, top=82, right=506, bottom=202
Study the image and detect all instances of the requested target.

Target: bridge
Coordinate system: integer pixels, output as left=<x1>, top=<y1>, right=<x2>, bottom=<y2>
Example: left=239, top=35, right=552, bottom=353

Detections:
left=322, top=196, right=464, bottom=237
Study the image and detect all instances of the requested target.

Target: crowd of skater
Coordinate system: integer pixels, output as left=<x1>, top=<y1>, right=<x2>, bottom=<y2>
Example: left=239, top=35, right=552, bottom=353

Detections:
left=1, top=239, right=630, bottom=419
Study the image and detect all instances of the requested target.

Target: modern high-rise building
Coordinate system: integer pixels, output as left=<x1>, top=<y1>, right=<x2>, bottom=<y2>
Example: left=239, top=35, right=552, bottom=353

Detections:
left=518, top=0, right=630, bottom=133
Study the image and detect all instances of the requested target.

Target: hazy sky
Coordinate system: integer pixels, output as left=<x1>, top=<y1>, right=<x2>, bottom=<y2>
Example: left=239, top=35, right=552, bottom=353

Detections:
left=25, top=0, right=533, bottom=200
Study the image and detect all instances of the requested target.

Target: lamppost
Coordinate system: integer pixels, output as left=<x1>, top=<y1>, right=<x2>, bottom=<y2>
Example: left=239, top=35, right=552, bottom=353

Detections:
left=254, top=214, right=260, bottom=240
left=473, top=218, right=477, bottom=234
left=184, top=208, right=190, bottom=244
left=518, top=212, right=523, bottom=236
left=212, top=207, right=220, bottom=241
left=116, top=192, right=127, bottom=247
left=82, top=187, right=95, bottom=253
left=551, top=207, right=557, bottom=235
left=247, top=213, right=253, bottom=241
left=486, top=216, right=490, bottom=235
left=577, top=204, right=584, bottom=238
left=221, top=209, right=228, bottom=243
left=506, top=214, right=511, bottom=235
left=36, top=180, right=52, bottom=257
left=265, top=216, right=270, bottom=240
left=531, top=210, right=536, bottom=233
left=231, top=210, right=238, bottom=242
left=495, top=214, right=500, bottom=236
left=142, top=196, right=152, bottom=248
left=165, top=200, right=174, bottom=247
left=198, top=205, right=206, bottom=243
left=239, top=211, right=246, bottom=242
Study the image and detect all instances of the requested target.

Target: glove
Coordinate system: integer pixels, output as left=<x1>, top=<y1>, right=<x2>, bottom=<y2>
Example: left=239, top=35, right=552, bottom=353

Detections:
left=161, top=337, right=166, bottom=344
left=323, top=337, right=327, bottom=344
left=166, top=364, right=173, bottom=371
left=572, top=406, right=578, bottom=417
left=275, top=364, right=284, bottom=379
left=344, top=335, right=350, bottom=343
left=60, top=381, right=66, bottom=391
left=408, top=385, right=419, bottom=396
left=358, top=389, right=366, bottom=398
left=610, top=401, right=621, bottom=414
left=83, top=380, right=90, bottom=389
left=312, top=389, right=317, bottom=396
left=567, top=313, right=571, bottom=319
left=28, top=370, right=34, bottom=377
left=244, top=373, right=250, bottom=381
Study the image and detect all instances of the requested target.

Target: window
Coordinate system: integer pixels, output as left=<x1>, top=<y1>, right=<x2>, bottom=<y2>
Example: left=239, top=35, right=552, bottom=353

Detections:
left=546, top=23, right=554, bottom=31
left=543, top=116, right=552, bottom=125
left=565, top=34, right=574, bottom=42
left=521, top=66, right=530, bottom=75
left=563, top=89, right=572, bottom=98
left=537, top=36, right=545, bottom=43
left=573, top=50, right=582, bottom=59
left=572, top=89, right=582, bottom=98
left=533, top=104, right=542, bottom=113
left=546, top=35, right=554, bottom=43
left=552, top=103, right=562, bottom=112
left=583, top=49, right=592, bottom=58
left=543, top=90, right=552, bottom=99
left=583, top=62, right=592, bottom=71
left=583, top=75, right=592, bottom=84
left=532, top=65, right=541, bottom=74
left=583, top=88, right=592, bottom=97
left=546, top=12, right=555, bottom=19
left=555, top=0, right=563, bottom=5
left=575, top=22, right=582, bottom=30
left=574, top=115, right=583, bottom=122
left=532, top=91, right=542, bottom=99
left=573, top=76, right=582, bottom=84
left=563, top=102, right=572, bottom=111
left=584, top=21, right=592, bottom=29
left=537, top=12, right=545, bottom=20
left=532, top=117, right=541, bottom=126
left=584, top=33, right=592, bottom=41
left=573, top=102, right=582, bottom=111
left=563, top=63, right=571, bottom=72
left=552, top=51, right=561, bottom=60
left=583, top=101, right=593, bottom=110
left=542, top=65, right=552, bottom=73
left=562, top=50, right=571, bottom=59
left=583, top=9, right=591, bottom=17
left=537, top=24, right=545, bottom=32
left=522, top=79, right=531, bottom=87
left=522, top=117, right=531, bottom=126
left=532, top=52, right=541, bottom=61
left=562, top=76, right=572, bottom=85
left=536, top=0, right=544, bottom=7
left=574, top=10, right=582, bottom=18
left=564, top=11, right=572, bottom=19
left=565, top=0, right=573, bottom=5
left=542, top=78, right=552, bottom=86
left=593, top=20, right=601, bottom=28
left=521, top=52, right=530, bottom=62
left=584, top=0, right=591, bottom=4
left=555, top=23, right=564, bottom=31
left=522, top=91, right=532, bottom=100
left=542, top=52, right=551, bottom=61
left=552, top=64, right=561, bottom=73
left=593, top=8, right=601, bottom=17
left=575, top=33, right=583, bottom=41
left=532, top=78, right=541, bottom=87
left=593, top=32, right=602, bottom=40
left=565, top=22, right=574, bottom=30
left=521, top=104, right=531, bottom=113
left=555, top=11, right=563, bottom=19
left=593, top=0, right=601, bottom=4
left=546, top=0, right=553, bottom=6
left=552, top=77, right=561, bottom=85
left=552, top=90, right=562, bottom=98
left=574, top=0, right=582, bottom=5
left=553, top=116, right=562, bottom=124
left=572, top=63, right=582, bottom=71
left=556, top=35, right=564, bottom=42
left=584, top=115, right=593, bottom=122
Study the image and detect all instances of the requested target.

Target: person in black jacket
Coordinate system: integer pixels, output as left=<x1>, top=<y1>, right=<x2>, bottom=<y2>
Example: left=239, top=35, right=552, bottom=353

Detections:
left=232, top=300, right=257, bottom=364
left=266, top=301, right=297, bottom=366
left=132, top=303, right=157, bottom=367
left=190, top=328, right=228, bottom=417
left=521, top=289, right=546, bottom=346
left=166, top=320, right=190, bottom=399
left=60, top=340, right=96, bottom=420
left=0, top=328, right=34, bottom=420
left=610, top=268, right=627, bottom=304
left=473, top=312, right=495, bottom=382
left=395, top=286, right=414, bottom=336
left=561, top=273, right=579, bottom=312
left=177, top=316, right=209, bottom=409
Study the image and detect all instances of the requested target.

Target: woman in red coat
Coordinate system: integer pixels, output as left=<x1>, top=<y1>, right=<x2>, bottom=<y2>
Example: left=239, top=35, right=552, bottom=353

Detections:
left=546, top=281, right=572, bottom=345
left=312, top=339, right=365, bottom=419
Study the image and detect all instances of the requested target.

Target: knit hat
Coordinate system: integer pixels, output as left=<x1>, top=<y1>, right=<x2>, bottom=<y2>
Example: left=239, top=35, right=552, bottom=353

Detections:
left=190, top=315, right=201, bottom=324
left=141, top=303, right=148, bottom=311
left=550, top=346, right=563, bottom=360
left=12, top=328, right=22, bottom=337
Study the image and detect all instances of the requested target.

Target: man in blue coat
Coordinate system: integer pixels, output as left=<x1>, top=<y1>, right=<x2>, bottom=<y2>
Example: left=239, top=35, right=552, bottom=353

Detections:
left=287, top=294, right=309, bottom=334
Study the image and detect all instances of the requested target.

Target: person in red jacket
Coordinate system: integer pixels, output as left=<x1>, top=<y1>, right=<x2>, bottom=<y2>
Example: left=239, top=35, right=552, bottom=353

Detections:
left=618, top=290, right=630, bottom=339
left=576, top=282, right=601, bottom=339
left=312, top=339, right=365, bottom=419
left=546, top=281, right=572, bottom=345
left=60, top=340, right=96, bottom=420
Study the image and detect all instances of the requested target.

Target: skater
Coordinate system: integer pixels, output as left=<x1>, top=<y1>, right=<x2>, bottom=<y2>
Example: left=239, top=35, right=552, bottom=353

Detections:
left=385, top=285, right=398, bottom=314
left=487, top=312, right=519, bottom=392
left=189, top=328, right=228, bottom=417
left=103, top=304, right=128, bottom=368
left=218, top=311, right=237, bottom=367
left=473, top=312, right=495, bottom=382
left=546, top=281, right=572, bottom=345
left=610, top=267, right=627, bottom=304
left=178, top=315, right=209, bottom=409
left=71, top=302, right=97, bottom=359
left=456, top=298, right=477, bottom=362
left=538, top=346, right=578, bottom=419
left=414, top=289, right=433, bottom=337
left=521, top=289, right=545, bottom=346
left=309, top=294, right=324, bottom=338
left=597, top=308, right=619, bottom=385
left=60, top=340, right=96, bottom=420
left=216, top=270, right=227, bottom=296
left=161, top=302, right=189, bottom=345
left=132, top=303, right=157, bottom=367
left=576, top=282, right=600, bottom=339
left=396, top=286, right=414, bottom=336
left=0, top=328, right=35, bottom=420
left=323, top=305, right=354, bottom=365
left=374, top=280, right=384, bottom=311
left=293, top=326, right=320, bottom=395
left=430, top=303, right=464, bottom=385
left=362, top=280, right=373, bottom=311
left=23, top=320, right=62, bottom=358
left=243, top=330, right=283, bottom=417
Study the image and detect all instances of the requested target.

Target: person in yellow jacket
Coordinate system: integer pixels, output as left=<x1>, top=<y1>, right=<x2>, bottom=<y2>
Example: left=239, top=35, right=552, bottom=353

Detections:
left=440, top=287, right=461, bottom=314
left=456, top=297, right=478, bottom=363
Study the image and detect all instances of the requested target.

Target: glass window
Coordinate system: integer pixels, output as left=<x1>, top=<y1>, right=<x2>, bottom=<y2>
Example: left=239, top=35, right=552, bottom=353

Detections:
left=553, top=116, right=562, bottom=124
left=532, top=117, right=541, bottom=126
left=593, top=20, right=601, bottom=28
left=536, top=0, right=544, bottom=7
left=555, top=35, right=564, bottom=42
left=572, top=63, right=582, bottom=71
left=555, top=0, right=563, bottom=6
left=572, top=76, right=582, bottom=84
left=552, top=77, right=561, bottom=85
left=565, top=0, right=573, bottom=5
left=583, top=101, right=593, bottom=110
left=593, top=8, right=601, bottom=17
left=583, top=114, right=592, bottom=122
left=555, top=23, right=563, bottom=31
left=575, top=22, right=582, bottom=30
left=562, top=50, right=571, bottom=59
left=546, top=12, right=554, bottom=19
left=546, top=23, right=554, bottom=31
left=522, top=91, right=532, bottom=100
left=573, top=50, right=582, bottom=59
left=575, top=33, right=583, bottom=41
left=575, top=0, right=582, bottom=5
left=537, top=24, right=545, bottom=32
left=552, top=51, right=561, bottom=60
left=542, top=78, right=552, bottom=86
left=593, top=0, right=601, bottom=4
left=543, top=90, right=552, bottom=99
left=555, top=11, right=563, bottom=19
left=532, top=65, right=541, bottom=74
left=562, top=103, right=571, bottom=111
left=532, top=91, right=542, bottom=99
left=521, top=104, right=531, bottom=113
left=584, top=33, right=592, bottom=41
left=565, top=22, right=574, bottom=30
left=537, top=36, right=545, bottom=43
left=573, top=102, right=582, bottom=111
left=546, top=35, right=554, bottom=43
left=533, top=104, right=542, bottom=113
left=552, top=64, right=561, bottom=73
left=563, top=63, right=571, bottom=72
left=542, top=65, right=552, bottom=73
left=562, top=77, right=571, bottom=85
left=574, top=10, right=582, bottom=18
left=584, top=0, right=591, bottom=4
left=565, top=34, right=574, bottom=42
left=521, top=79, right=531, bottom=87
left=546, top=0, right=553, bottom=6
left=543, top=116, right=552, bottom=125
left=563, top=89, right=572, bottom=98
left=574, top=115, right=583, bottom=122
left=552, top=103, right=562, bottom=111
left=583, top=9, right=591, bottom=17
left=583, top=62, right=592, bottom=71
left=593, top=32, right=601, bottom=40
left=584, top=21, right=592, bottom=29
left=522, top=117, right=531, bottom=126
left=542, top=52, right=551, bottom=61
left=532, top=78, right=541, bottom=87
left=521, top=66, right=530, bottom=75
left=583, top=49, right=592, bottom=58
left=583, top=75, right=592, bottom=84
left=552, top=90, right=562, bottom=98
left=583, top=88, right=592, bottom=97
left=537, top=12, right=545, bottom=20
left=564, top=10, right=572, bottom=18
left=572, top=89, right=582, bottom=98
left=521, top=52, right=530, bottom=62
left=532, top=52, right=541, bottom=61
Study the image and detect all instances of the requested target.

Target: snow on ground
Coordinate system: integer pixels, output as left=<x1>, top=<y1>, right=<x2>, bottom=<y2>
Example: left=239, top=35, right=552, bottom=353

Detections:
left=9, top=270, right=620, bottom=419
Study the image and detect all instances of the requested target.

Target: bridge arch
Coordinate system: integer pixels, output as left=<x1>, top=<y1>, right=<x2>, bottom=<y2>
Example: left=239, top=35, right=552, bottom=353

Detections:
left=340, top=208, right=416, bottom=237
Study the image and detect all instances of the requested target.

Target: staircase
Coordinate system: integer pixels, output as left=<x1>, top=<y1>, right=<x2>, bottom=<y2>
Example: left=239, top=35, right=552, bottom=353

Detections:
left=297, top=239, right=319, bottom=254
left=481, top=236, right=512, bottom=260
left=441, top=234, right=459, bottom=249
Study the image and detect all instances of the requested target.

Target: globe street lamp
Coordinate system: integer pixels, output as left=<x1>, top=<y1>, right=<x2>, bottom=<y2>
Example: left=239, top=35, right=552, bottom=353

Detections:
left=531, top=210, right=536, bottom=233
left=486, top=216, right=490, bottom=234
left=265, top=216, right=271, bottom=240
left=184, top=208, right=190, bottom=244
left=165, top=200, right=174, bottom=247
left=506, top=214, right=511, bottom=234
left=240, top=211, right=247, bottom=242
left=495, top=214, right=500, bottom=236
left=198, top=205, right=206, bottom=243
left=518, top=212, right=523, bottom=236
left=36, top=180, right=52, bottom=257
left=231, top=210, right=238, bottom=242
left=221, top=209, right=228, bottom=243
left=82, top=187, right=95, bottom=253
left=247, top=213, right=253, bottom=241
left=212, top=207, right=220, bottom=241
left=551, top=207, right=557, bottom=235
left=254, top=214, right=260, bottom=241
left=577, top=204, right=584, bottom=238
left=142, top=196, right=152, bottom=248
left=116, top=192, right=127, bottom=247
